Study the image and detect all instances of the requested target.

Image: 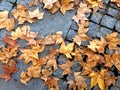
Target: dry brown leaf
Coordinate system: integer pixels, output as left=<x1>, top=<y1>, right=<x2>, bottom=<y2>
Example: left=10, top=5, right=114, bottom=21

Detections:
left=42, top=0, right=58, bottom=9
left=60, top=41, right=74, bottom=59
left=0, top=60, right=18, bottom=82
left=45, top=48, right=59, bottom=71
left=73, top=22, right=89, bottom=46
left=88, top=69, right=106, bottom=90
left=3, top=34, right=19, bottom=48
left=106, top=32, right=120, bottom=50
left=19, top=44, right=45, bottom=65
left=88, top=37, right=107, bottom=53
left=0, top=11, right=14, bottom=31
left=60, top=0, right=74, bottom=14
left=29, top=8, right=44, bottom=19
left=49, top=1, right=61, bottom=14
left=12, top=4, right=44, bottom=24
left=20, top=71, right=32, bottom=84
left=72, top=3, right=91, bottom=23
left=111, top=0, right=120, bottom=7
left=44, top=77, right=59, bottom=90
left=59, top=60, right=72, bottom=75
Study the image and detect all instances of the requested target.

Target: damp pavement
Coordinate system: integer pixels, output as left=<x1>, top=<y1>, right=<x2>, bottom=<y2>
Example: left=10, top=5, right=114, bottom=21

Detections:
left=0, top=0, right=120, bottom=90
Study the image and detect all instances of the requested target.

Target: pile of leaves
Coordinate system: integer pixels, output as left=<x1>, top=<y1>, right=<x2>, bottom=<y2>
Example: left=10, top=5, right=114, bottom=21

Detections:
left=0, top=0, right=120, bottom=90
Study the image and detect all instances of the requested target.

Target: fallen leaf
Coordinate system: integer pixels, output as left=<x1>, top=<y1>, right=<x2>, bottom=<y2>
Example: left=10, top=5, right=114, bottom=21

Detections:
left=60, top=0, right=74, bottom=14
left=60, top=41, right=74, bottom=58
left=44, top=77, right=59, bottom=90
left=72, top=3, right=91, bottom=23
left=0, top=11, right=14, bottom=31
left=106, top=32, right=120, bottom=50
left=88, top=69, right=108, bottom=90
left=0, top=60, right=18, bottom=82
left=111, top=0, right=120, bottom=7
left=42, top=0, right=58, bottom=9
left=88, top=37, right=107, bottom=53
left=59, top=60, right=72, bottom=75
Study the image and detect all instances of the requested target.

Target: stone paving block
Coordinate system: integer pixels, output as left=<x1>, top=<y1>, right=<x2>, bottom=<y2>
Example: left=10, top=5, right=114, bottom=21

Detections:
left=98, top=8, right=106, bottom=13
left=87, top=22, right=100, bottom=37
left=0, top=1, right=13, bottom=11
left=110, top=86, right=120, bottom=90
left=116, top=21, right=120, bottom=32
left=97, top=27, right=112, bottom=37
left=110, top=3, right=118, bottom=9
left=101, top=15, right=117, bottom=29
left=59, top=80, right=67, bottom=90
left=30, top=11, right=75, bottom=39
left=57, top=54, right=66, bottom=64
left=90, top=12, right=103, bottom=24
left=66, top=29, right=77, bottom=41
left=53, top=67, right=63, bottom=78
left=17, top=0, right=31, bottom=5
left=107, top=7, right=119, bottom=17
left=71, top=61, right=81, bottom=72
left=103, top=0, right=110, bottom=4
left=7, top=0, right=16, bottom=3
left=70, top=21, right=78, bottom=30
left=116, top=76, right=120, bottom=88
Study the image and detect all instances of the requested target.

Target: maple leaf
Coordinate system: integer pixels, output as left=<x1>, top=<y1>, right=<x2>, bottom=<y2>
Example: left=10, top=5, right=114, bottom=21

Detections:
left=106, top=32, right=120, bottom=50
left=67, top=72, right=87, bottom=90
left=60, top=0, right=74, bottom=14
left=45, top=48, right=59, bottom=71
left=49, top=1, right=61, bottom=14
left=60, top=41, right=74, bottom=58
left=19, top=44, right=45, bottom=65
left=59, top=60, right=72, bottom=75
left=88, top=37, right=107, bottom=53
left=88, top=69, right=106, bottom=90
left=73, top=21, right=89, bottom=46
left=0, top=46, right=18, bottom=64
left=12, top=4, right=44, bottom=24
left=44, top=77, right=59, bottom=90
left=41, top=68, right=52, bottom=81
left=111, top=0, right=120, bottom=7
left=20, top=71, right=32, bottom=84
left=29, top=8, right=44, bottom=19
left=86, top=0, right=104, bottom=12
left=0, top=11, right=14, bottom=31
left=72, top=3, right=91, bottom=23
left=28, top=0, right=39, bottom=7
left=0, top=60, right=18, bottom=82
left=11, top=25, right=38, bottom=45
left=42, top=0, right=58, bottom=9
left=3, top=34, right=19, bottom=48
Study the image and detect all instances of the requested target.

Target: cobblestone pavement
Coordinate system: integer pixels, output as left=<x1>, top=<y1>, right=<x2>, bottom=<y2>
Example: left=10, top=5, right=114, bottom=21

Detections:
left=0, top=0, right=120, bottom=90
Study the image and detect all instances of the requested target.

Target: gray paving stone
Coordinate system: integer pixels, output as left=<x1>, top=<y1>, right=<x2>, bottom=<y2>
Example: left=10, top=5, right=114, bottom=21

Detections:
left=71, top=61, right=81, bottom=72
left=97, top=27, right=112, bottom=37
left=57, top=54, right=66, bottom=64
left=0, top=0, right=13, bottom=11
left=17, top=0, right=31, bottom=5
left=98, top=8, right=106, bottom=13
left=66, top=29, right=77, bottom=41
left=7, top=0, right=16, bottom=3
left=87, top=22, right=100, bottom=37
left=101, top=15, right=117, bottom=29
left=107, top=7, right=119, bottom=17
left=59, top=80, right=67, bottom=90
left=53, top=67, right=63, bottom=78
left=110, top=86, right=120, bottom=90
left=116, top=21, right=120, bottom=32
left=110, top=3, right=118, bottom=9
left=90, top=12, right=103, bottom=24
left=70, top=21, right=78, bottom=30
left=30, top=11, right=75, bottom=38
left=116, top=76, right=120, bottom=88
left=103, top=0, right=110, bottom=4
left=67, top=74, right=74, bottom=81
left=93, top=85, right=99, bottom=90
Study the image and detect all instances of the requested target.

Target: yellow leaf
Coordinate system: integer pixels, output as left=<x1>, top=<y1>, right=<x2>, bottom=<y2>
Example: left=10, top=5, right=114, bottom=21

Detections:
left=60, top=41, right=74, bottom=58
left=98, top=78, right=105, bottom=90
